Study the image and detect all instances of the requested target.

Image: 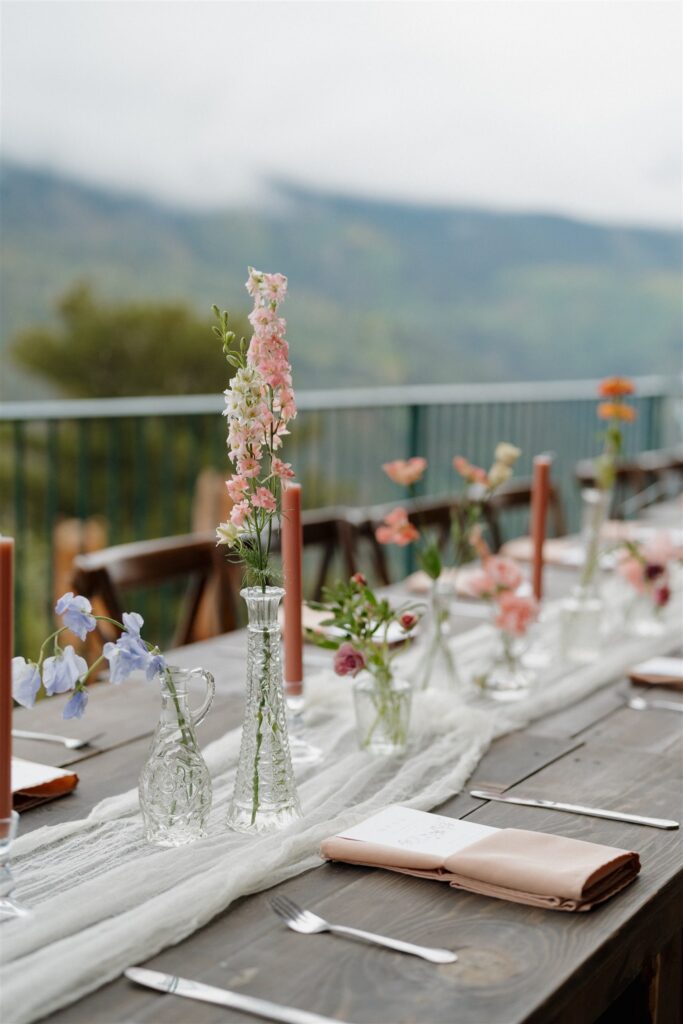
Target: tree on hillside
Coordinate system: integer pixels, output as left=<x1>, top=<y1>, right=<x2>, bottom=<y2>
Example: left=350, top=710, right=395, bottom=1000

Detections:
left=11, top=283, right=249, bottom=397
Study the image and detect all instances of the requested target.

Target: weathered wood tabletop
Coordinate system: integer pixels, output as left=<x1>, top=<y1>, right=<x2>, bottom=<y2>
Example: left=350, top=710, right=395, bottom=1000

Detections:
left=11, top=563, right=683, bottom=1024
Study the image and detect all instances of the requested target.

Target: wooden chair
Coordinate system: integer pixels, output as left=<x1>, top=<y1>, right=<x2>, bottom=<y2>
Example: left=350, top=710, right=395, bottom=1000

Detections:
left=484, top=477, right=567, bottom=551
left=575, top=447, right=683, bottom=518
left=70, top=533, right=242, bottom=648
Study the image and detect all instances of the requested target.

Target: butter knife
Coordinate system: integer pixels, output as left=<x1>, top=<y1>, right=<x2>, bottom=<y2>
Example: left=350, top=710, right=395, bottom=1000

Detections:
left=470, top=789, right=679, bottom=830
left=125, top=967, right=355, bottom=1024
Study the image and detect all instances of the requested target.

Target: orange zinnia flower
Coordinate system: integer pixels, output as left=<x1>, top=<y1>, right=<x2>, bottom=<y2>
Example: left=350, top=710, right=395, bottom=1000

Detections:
left=598, top=376, right=635, bottom=398
left=597, top=401, right=637, bottom=422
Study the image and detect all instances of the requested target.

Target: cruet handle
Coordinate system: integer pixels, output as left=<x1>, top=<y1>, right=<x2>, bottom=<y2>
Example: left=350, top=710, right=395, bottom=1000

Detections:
left=187, top=667, right=215, bottom=727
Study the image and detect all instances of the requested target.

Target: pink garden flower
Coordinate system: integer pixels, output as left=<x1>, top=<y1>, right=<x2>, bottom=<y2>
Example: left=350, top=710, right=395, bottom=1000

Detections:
left=382, top=457, right=427, bottom=486
left=271, top=457, right=295, bottom=480
left=464, top=568, right=496, bottom=599
left=252, top=487, right=277, bottom=512
left=618, top=556, right=646, bottom=593
left=230, top=500, right=250, bottom=528
left=237, top=455, right=261, bottom=479
left=226, top=475, right=249, bottom=502
left=453, top=455, right=488, bottom=486
left=494, top=592, right=538, bottom=637
left=485, top=556, right=524, bottom=593
left=375, top=507, right=420, bottom=547
left=333, top=642, right=366, bottom=678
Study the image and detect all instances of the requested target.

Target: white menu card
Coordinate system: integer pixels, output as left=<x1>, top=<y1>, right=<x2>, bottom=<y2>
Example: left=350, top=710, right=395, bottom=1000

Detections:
left=338, top=805, right=497, bottom=858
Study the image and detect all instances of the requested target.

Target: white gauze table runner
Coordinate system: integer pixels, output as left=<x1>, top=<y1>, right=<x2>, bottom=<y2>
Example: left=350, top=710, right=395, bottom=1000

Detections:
left=2, top=594, right=681, bottom=1024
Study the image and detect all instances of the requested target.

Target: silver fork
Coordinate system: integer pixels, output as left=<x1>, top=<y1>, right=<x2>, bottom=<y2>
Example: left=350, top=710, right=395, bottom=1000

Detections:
left=269, top=895, right=457, bottom=964
left=12, top=729, right=104, bottom=750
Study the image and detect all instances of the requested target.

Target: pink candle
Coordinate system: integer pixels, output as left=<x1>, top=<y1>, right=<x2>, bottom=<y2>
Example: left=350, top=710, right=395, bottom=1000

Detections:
left=531, top=456, right=552, bottom=602
left=0, top=537, right=14, bottom=818
left=282, top=483, right=303, bottom=695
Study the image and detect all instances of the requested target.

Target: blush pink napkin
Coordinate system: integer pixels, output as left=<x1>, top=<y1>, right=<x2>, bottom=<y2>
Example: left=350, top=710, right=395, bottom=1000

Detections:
left=320, top=828, right=640, bottom=912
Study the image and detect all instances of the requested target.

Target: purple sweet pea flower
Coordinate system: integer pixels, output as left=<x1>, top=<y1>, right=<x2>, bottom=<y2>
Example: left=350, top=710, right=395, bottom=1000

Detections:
left=63, top=688, right=89, bottom=720
left=145, top=650, right=167, bottom=681
left=55, top=592, right=97, bottom=641
left=122, top=611, right=144, bottom=636
left=43, top=646, right=88, bottom=696
left=103, top=633, right=148, bottom=684
left=12, top=657, right=41, bottom=708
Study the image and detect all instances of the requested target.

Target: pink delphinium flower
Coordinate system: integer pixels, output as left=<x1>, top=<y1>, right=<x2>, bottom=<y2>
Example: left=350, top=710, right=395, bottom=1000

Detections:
left=226, top=475, right=249, bottom=502
left=252, top=487, right=277, bottom=512
left=485, top=556, right=524, bottom=593
left=237, top=456, right=261, bottom=479
left=271, top=457, right=295, bottom=480
left=333, top=643, right=366, bottom=678
left=382, top=457, right=428, bottom=486
left=230, top=500, right=251, bottom=528
left=375, top=507, right=420, bottom=547
left=494, top=592, right=538, bottom=637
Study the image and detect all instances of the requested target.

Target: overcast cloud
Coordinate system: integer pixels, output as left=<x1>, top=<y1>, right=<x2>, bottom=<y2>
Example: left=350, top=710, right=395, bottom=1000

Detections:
left=1, top=1, right=681, bottom=226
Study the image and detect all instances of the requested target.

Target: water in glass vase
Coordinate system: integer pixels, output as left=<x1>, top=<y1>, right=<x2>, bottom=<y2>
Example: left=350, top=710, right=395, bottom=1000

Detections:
left=138, top=666, right=215, bottom=847
left=227, top=587, right=302, bottom=834
left=353, top=671, right=412, bottom=755
left=560, top=488, right=610, bottom=663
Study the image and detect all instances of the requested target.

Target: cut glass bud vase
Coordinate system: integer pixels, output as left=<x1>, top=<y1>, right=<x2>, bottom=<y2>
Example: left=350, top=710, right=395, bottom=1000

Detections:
left=227, top=587, right=302, bottom=834
left=139, top=666, right=215, bottom=847
left=560, top=488, right=611, bottom=663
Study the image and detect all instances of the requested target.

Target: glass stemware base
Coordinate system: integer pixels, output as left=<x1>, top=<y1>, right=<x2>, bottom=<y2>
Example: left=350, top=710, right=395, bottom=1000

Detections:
left=0, top=812, right=31, bottom=922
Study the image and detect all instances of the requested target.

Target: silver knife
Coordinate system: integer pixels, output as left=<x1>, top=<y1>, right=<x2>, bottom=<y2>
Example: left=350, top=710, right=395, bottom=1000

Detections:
left=125, top=967, right=356, bottom=1024
left=470, top=789, right=679, bottom=830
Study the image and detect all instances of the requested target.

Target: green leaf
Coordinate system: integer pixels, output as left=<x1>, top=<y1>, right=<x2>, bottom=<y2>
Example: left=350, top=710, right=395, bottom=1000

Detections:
left=420, top=543, right=442, bottom=580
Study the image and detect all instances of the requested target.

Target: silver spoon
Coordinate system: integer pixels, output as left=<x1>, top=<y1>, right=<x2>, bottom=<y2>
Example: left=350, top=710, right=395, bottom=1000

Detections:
left=627, top=697, right=683, bottom=714
left=12, top=729, right=103, bottom=750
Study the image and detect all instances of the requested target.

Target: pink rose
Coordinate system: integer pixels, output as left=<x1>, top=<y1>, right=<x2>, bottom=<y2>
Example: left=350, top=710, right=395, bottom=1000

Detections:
left=400, top=612, right=418, bottom=631
left=494, top=592, right=538, bottom=637
left=375, top=507, right=420, bottom=547
left=252, top=487, right=277, bottom=512
left=617, top=555, right=646, bottom=593
left=382, top=457, right=427, bottom=486
left=485, top=556, right=523, bottom=593
left=333, top=643, right=366, bottom=678
left=351, top=572, right=367, bottom=586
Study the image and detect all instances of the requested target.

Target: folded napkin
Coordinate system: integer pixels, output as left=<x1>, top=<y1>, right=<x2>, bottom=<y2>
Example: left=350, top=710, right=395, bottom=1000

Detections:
left=12, top=757, right=79, bottom=809
left=321, top=806, right=640, bottom=912
left=405, top=566, right=484, bottom=596
left=628, top=657, right=683, bottom=691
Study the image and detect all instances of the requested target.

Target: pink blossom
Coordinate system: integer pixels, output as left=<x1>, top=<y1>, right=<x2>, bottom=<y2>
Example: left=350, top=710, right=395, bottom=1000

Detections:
left=642, top=532, right=675, bottom=567
left=485, top=556, right=523, bottom=593
left=262, top=272, right=288, bottom=302
left=400, top=612, right=418, bottom=631
left=252, top=487, right=277, bottom=512
left=226, top=475, right=249, bottom=502
left=237, top=455, right=261, bottom=479
left=230, top=500, right=250, bottom=528
left=494, top=592, right=538, bottom=637
left=333, top=642, right=366, bottom=678
left=453, top=455, right=489, bottom=486
left=464, top=568, right=496, bottom=599
left=382, top=457, right=427, bottom=486
left=375, top=507, right=420, bottom=547
left=271, top=457, right=295, bottom=479
left=617, top=556, right=646, bottom=593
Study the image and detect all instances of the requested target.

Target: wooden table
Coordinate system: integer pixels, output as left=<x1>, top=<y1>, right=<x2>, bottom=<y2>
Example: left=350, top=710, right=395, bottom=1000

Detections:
left=11, top=570, right=683, bottom=1024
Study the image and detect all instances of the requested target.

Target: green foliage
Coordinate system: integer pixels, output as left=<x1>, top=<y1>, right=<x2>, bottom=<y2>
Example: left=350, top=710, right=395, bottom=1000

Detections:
left=11, top=283, right=249, bottom=398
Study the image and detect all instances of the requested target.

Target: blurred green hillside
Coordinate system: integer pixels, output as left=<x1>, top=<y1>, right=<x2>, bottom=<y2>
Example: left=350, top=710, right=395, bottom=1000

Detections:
left=1, top=161, right=680, bottom=400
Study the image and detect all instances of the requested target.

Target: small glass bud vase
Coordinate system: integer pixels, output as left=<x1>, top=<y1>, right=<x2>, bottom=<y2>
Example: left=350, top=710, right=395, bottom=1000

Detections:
left=353, top=669, right=412, bottom=756
left=560, top=487, right=611, bottom=663
left=139, top=666, right=215, bottom=847
left=227, top=587, right=302, bottom=834
left=419, top=577, right=461, bottom=691
left=476, top=632, right=535, bottom=702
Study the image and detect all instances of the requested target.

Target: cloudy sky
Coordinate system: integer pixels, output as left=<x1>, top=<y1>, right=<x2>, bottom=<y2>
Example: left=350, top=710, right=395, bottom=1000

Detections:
left=2, top=1, right=681, bottom=226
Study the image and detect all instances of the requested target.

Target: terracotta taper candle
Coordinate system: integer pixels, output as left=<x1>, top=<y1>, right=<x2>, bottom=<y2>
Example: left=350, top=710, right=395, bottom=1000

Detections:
left=531, top=456, right=552, bottom=601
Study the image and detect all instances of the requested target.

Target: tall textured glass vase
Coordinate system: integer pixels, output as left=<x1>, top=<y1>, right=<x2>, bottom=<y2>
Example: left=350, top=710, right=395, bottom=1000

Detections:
left=419, top=577, right=461, bottom=691
left=560, top=488, right=611, bottom=663
left=227, top=587, right=302, bottom=834
left=139, top=666, right=215, bottom=847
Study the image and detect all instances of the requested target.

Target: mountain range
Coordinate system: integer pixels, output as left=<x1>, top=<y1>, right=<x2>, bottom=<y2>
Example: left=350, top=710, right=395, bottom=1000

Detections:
left=1, top=161, right=681, bottom=400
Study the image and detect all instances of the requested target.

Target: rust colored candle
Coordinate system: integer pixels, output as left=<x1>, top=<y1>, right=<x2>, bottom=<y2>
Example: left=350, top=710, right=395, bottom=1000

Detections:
left=282, top=483, right=303, bottom=696
left=0, top=537, right=14, bottom=819
left=531, top=456, right=552, bottom=602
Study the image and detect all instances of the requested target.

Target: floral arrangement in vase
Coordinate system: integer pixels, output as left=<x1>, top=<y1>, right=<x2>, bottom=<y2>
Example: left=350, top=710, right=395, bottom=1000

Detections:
left=375, top=443, right=521, bottom=691
left=561, top=378, right=637, bottom=663
left=466, top=557, right=539, bottom=700
left=309, top=573, right=420, bottom=755
left=12, top=594, right=215, bottom=846
left=616, top=533, right=677, bottom=636
left=214, top=267, right=301, bottom=833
